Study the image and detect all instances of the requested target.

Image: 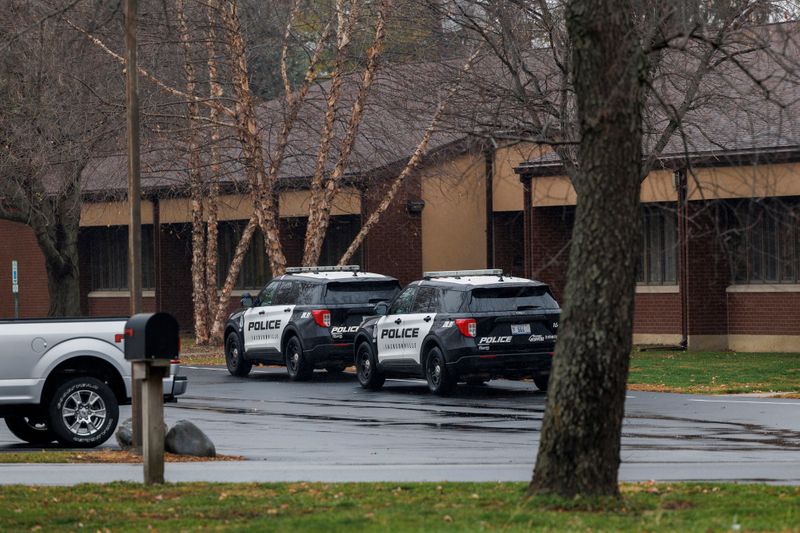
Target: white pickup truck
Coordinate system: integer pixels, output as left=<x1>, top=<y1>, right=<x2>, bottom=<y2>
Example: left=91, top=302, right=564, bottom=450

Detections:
left=0, top=317, right=187, bottom=448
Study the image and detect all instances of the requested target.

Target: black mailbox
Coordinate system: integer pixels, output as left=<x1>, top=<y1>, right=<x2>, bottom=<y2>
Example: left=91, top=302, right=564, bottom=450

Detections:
left=124, top=312, right=180, bottom=361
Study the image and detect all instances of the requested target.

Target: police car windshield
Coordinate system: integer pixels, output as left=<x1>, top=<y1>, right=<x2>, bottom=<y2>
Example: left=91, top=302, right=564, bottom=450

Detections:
left=324, top=280, right=401, bottom=305
left=467, top=286, right=558, bottom=313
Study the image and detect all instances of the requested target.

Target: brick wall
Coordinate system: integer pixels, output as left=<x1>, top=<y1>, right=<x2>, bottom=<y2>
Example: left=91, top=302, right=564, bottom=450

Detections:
left=0, top=220, right=50, bottom=318
left=362, top=174, right=423, bottom=285
left=87, top=296, right=156, bottom=316
left=685, top=203, right=729, bottom=336
left=633, top=292, right=682, bottom=334
left=728, top=291, right=800, bottom=335
left=493, top=211, right=524, bottom=277
left=530, top=206, right=574, bottom=301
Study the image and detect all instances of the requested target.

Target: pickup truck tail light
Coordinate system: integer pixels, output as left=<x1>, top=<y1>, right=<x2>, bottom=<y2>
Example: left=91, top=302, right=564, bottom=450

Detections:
left=312, top=309, right=331, bottom=328
left=455, top=318, right=477, bottom=338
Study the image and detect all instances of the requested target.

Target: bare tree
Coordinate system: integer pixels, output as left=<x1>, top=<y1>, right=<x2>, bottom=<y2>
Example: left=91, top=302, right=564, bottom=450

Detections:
left=0, top=1, right=116, bottom=316
left=436, top=0, right=800, bottom=497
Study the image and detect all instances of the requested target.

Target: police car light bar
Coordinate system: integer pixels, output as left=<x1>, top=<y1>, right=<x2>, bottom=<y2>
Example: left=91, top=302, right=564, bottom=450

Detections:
left=285, top=265, right=360, bottom=273
left=423, top=269, right=504, bottom=279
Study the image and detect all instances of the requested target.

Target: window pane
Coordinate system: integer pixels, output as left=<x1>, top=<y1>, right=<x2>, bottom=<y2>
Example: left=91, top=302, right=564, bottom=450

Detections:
left=663, top=211, right=677, bottom=283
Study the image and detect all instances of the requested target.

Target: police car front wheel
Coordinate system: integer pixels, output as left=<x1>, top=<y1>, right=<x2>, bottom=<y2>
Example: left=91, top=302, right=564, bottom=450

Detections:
left=225, top=333, right=252, bottom=377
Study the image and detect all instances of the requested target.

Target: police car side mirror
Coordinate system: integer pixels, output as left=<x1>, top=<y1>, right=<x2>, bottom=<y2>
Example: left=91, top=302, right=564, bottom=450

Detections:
left=240, top=293, right=254, bottom=308
left=374, top=301, right=389, bottom=316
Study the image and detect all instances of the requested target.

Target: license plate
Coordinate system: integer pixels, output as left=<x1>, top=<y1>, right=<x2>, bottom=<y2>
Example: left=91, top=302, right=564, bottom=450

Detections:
left=510, top=324, right=531, bottom=335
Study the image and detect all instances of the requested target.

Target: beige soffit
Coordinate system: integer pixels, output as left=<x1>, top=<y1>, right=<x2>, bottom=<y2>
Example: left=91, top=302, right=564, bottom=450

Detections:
left=82, top=190, right=361, bottom=226
left=528, top=162, right=800, bottom=207
left=81, top=201, right=155, bottom=227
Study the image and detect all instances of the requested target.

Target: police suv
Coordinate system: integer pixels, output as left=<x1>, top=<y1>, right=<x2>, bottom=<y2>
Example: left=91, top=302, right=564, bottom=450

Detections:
left=353, top=269, right=560, bottom=394
left=224, top=266, right=401, bottom=380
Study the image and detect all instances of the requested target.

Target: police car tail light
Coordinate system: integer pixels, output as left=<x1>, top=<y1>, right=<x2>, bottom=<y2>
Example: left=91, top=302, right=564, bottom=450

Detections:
left=455, top=318, right=477, bottom=338
left=312, top=309, right=331, bottom=327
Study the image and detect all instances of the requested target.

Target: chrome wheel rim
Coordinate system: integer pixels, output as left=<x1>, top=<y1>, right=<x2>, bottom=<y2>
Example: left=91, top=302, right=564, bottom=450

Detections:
left=61, top=389, right=106, bottom=437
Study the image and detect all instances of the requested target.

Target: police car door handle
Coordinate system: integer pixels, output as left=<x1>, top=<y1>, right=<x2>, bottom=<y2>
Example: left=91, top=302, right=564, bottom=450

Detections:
left=423, top=316, right=431, bottom=322
left=258, top=311, right=266, bottom=315
left=283, top=308, right=291, bottom=312
left=394, top=318, right=402, bottom=324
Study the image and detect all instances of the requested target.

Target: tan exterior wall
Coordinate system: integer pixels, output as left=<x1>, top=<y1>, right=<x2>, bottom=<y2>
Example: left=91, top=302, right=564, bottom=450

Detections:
left=493, top=143, right=551, bottom=211
left=80, top=189, right=360, bottom=226
left=421, top=152, right=487, bottom=271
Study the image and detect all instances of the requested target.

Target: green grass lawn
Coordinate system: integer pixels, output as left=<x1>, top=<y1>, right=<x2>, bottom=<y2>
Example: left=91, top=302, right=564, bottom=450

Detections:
left=628, top=351, right=800, bottom=394
left=0, top=482, right=797, bottom=532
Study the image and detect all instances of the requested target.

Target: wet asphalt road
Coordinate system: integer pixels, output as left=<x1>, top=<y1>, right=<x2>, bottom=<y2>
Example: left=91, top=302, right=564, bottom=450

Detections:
left=2, top=365, right=800, bottom=484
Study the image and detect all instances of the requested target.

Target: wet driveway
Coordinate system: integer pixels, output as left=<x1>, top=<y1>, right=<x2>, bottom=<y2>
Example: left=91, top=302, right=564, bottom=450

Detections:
left=1, top=365, right=799, bottom=483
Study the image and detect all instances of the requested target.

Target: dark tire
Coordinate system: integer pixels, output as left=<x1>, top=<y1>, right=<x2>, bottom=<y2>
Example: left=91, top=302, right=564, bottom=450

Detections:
left=285, top=336, right=313, bottom=381
left=533, top=375, right=549, bottom=392
left=325, top=364, right=348, bottom=374
left=225, top=332, right=252, bottom=377
left=47, top=377, right=119, bottom=448
left=4, top=414, right=57, bottom=445
left=425, top=347, right=455, bottom=395
left=356, top=341, right=385, bottom=391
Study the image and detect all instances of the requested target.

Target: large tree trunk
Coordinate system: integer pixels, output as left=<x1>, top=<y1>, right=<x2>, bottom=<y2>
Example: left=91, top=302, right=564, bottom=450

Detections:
left=528, top=0, right=645, bottom=498
left=45, top=255, right=81, bottom=317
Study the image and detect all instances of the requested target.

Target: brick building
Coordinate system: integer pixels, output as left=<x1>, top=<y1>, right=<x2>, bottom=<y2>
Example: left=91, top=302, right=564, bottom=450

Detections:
left=1, top=32, right=798, bottom=352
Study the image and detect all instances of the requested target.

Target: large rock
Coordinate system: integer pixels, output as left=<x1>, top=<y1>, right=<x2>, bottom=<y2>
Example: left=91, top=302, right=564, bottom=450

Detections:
left=115, top=418, right=134, bottom=449
left=116, top=417, right=169, bottom=449
left=165, top=420, right=216, bottom=457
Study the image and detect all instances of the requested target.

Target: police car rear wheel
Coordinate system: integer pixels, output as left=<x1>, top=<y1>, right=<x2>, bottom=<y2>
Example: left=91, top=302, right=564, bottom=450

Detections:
left=285, top=336, right=313, bottom=381
left=356, top=342, right=384, bottom=391
left=533, top=374, right=549, bottom=392
left=425, top=348, right=455, bottom=395
left=225, top=333, right=252, bottom=377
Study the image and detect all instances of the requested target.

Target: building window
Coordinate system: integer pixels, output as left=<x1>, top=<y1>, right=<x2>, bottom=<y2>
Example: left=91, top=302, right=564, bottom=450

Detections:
left=217, top=222, right=272, bottom=290
left=638, top=204, right=677, bottom=285
left=217, top=216, right=363, bottom=291
left=725, top=199, right=799, bottom=284
left=320, top=216, right=362, bottom=266
left=85, top=226, right=155, bottom=291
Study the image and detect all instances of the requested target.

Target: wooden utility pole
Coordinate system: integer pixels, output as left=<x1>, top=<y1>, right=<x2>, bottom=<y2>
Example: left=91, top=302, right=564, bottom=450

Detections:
left=125, top=0, right=144, bottom=449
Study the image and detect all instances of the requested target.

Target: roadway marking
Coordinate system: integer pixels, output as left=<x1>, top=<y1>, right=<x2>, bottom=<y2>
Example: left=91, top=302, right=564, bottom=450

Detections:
left=689, top=399, right=800, bottom=406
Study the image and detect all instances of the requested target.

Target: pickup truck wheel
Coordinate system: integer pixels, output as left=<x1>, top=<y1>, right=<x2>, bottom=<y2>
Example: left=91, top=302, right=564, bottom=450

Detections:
left=47, top=377, right=118, bottom=448
left=425, top=348, right=455, bottom=396
left=356, top=341, right=384, bottom=391
left=225, top=333, right=252, bottom=377
left=285, top=336, right=313, bottom=381
left=4, top=415, right=56, bottom=445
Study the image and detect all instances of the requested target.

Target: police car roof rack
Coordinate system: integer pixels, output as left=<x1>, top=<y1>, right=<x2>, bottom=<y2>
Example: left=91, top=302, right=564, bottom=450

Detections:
left=286, top=265, right=361, bottom=275
left=423, top=269, right=504, bottom=280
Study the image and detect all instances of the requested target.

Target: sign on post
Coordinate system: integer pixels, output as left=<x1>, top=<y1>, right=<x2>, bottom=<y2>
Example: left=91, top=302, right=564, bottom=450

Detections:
left=11, top=260, right=19, bottom=318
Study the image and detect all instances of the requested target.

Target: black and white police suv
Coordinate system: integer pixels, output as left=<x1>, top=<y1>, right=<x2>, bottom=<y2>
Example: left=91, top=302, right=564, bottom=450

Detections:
left=223, top=265, right=401, bottom=380
left=352, top=269, right=560, bottom=394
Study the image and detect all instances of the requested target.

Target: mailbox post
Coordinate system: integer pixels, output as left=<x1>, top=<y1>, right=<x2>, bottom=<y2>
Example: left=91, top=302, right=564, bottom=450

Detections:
left=124, top=312, right=179, bottom=485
